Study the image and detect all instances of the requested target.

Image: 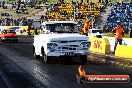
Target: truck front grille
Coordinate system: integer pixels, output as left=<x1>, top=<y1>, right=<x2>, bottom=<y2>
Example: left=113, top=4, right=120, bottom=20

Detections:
left=58, top=45, right=79, bottom=51
left=51, top=40, right=88, bottom=51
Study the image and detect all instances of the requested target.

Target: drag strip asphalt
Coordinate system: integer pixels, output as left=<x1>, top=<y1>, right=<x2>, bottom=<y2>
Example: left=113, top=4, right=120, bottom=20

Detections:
left=0, top=41, right=131, bottom=88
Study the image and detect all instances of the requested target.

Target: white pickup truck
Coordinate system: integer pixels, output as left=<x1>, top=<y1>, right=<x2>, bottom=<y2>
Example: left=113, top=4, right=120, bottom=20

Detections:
left=33, top=21, right=91, bottom=64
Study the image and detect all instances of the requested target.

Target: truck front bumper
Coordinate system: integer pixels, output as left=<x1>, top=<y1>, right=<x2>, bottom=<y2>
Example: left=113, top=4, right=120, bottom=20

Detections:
left=47, top=51, right=90, bottom=57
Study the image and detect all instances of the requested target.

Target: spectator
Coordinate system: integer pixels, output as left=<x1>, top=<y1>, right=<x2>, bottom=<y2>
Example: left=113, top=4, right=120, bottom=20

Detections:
left=71, top=0, right=74, bottom=5
left=17, top=0, right=21, bottom=9
left=75, top=1, right=79, bottom=9
left=2, top=1, right=5, bottom=7
left=0, top=18, right=2, bottom=25
left=99, top=0, right=102, bottom=3
left=130, top=25, right=132, bottom=38
left=42, top=0, right=47, bottom=4
left=0, top=2, right=1, bottom=7
left=12, top=3, right=14, bottom=9
left=87, top=0, right=89, bottom=3
left=105, top=0, right=109, bottom=6
left=27, top=20, right=32, bottom=35
left=80, top=0, right=83, bottom=3
left=112, top=22, right=124, bottom=53
left=41, top=15, right=44, bottom=20
left=57, top=0, right=64, bottom=4
left=82, top=19, right=90, bottom=36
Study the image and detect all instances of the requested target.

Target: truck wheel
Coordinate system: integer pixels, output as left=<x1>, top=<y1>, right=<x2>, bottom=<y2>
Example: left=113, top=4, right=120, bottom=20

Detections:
left=80, top=55, right=87, bottom=65
left=41, top=47, right=50, bottom=63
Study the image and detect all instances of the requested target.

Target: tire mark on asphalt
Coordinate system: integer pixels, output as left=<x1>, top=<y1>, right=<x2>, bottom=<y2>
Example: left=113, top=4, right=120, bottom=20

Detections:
left=0, top=53, right=47, bottom=88
left=0, top=44, right=69, bottom=88
left=0, top=69, right=13, bottom=88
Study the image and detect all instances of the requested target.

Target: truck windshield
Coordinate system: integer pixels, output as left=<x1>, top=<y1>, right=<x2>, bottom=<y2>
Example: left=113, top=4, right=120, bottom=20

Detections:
left=45, top=23, right=78, bottom=33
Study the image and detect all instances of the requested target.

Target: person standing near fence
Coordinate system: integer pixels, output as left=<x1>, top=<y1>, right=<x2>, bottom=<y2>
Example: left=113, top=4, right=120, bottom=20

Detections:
left=112, top=22, right=124, bottom=53
left=81, top=20, right=90, bottom=36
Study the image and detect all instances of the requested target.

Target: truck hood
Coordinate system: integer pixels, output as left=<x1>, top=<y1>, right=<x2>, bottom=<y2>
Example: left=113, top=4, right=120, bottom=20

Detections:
left=37, top=33, right=88, bottom=41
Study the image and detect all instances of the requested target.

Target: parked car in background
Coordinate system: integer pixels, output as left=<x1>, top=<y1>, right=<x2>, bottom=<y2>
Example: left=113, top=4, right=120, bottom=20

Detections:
left=89, top=28, right=108, bottom=38
left=0, top=29, right=18, bottom=42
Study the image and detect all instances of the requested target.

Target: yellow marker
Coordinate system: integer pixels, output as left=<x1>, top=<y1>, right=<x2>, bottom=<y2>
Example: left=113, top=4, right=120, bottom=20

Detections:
left=89, top=37, right=110, bottom=54
left=115, top=45, right=132, bottom=59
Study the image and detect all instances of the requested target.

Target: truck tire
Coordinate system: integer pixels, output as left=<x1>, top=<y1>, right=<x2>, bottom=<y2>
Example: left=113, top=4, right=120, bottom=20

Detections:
left=33, top=46, right=40, bottom=59
left=41, top=47, right=50, bottom=63
left=80, top=55, right=87, bottom=65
